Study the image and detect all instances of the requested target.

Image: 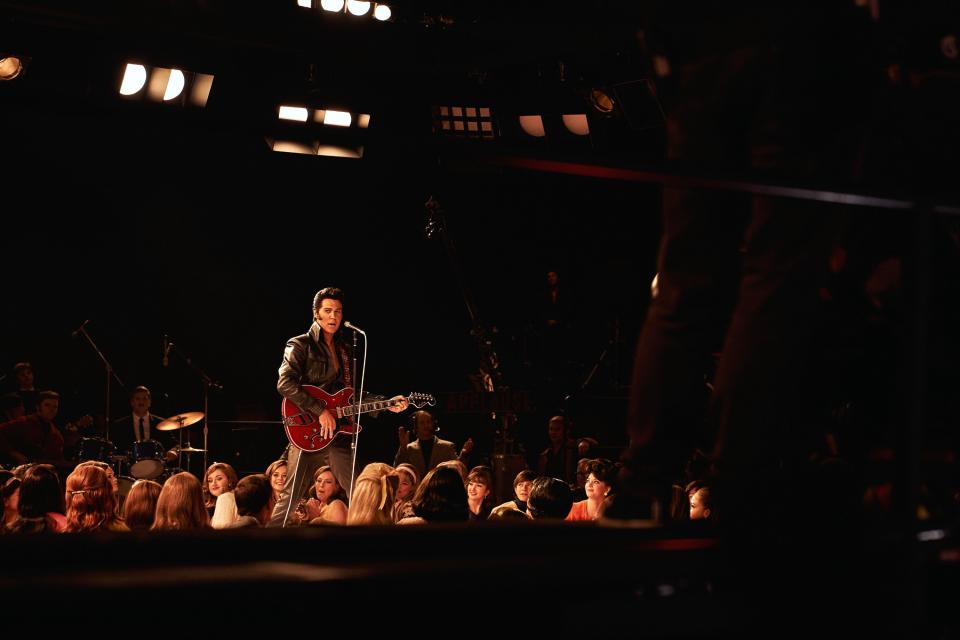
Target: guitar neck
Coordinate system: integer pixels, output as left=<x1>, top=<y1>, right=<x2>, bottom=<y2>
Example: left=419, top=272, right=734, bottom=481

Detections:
left=339, top=397, right=400, bottom=419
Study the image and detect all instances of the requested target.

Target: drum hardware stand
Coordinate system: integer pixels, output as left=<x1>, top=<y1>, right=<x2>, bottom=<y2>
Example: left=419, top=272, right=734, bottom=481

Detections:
left=72, top=319, right=126, bottom=440
left=163, top=335, right=222, bottom=474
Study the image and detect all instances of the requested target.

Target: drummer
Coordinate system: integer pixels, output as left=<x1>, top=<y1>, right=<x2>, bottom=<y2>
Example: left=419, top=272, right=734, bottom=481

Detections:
left=110, top=386, right=177, bottom=467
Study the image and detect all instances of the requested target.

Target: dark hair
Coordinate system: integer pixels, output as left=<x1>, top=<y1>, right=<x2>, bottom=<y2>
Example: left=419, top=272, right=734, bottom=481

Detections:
left=1, top=473, right=20, bottom=500
left=412, top=467, right=469, bottom=523
left=489, top=507, right=530, bottom=521
left=18, top=463, right=63, bottom=517
left=235, top=474, right=273, bottom=517
left=129, top=385, right=151, bottom=400
left=466, top=465, right=495, bottom=511
left=37, top=390, right=60, bottom=404
left=410, top=410, right=436, bottom=434
left=312, top=287, right=345, bottom=315
left=584, top=458, right=617, bottom=488
left=526, top=477, right=573, bottom=519
left=513, top=469, right=538, bottom=490
left=685, top=481, right=712, bottom=508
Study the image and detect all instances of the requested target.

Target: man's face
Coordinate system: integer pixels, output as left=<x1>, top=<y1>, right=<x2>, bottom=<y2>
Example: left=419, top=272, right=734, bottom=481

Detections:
left=37, top=399, right=59, bottom=422
left=547, top=271, right=559, bottom=287
left=314, top=298, right=343, bottom=337
left=130, top=391, right=151, bottom=415
left=414, top=413, right=434, bottom=440
left=576, top=460, right=590, bottom=488
left=15, top=368, right=33, bottom=389
left=515, top=479, right=533, bottom=502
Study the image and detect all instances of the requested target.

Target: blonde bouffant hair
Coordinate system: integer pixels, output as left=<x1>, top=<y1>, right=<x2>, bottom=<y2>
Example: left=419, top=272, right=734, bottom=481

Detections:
left=346, top=463, right=398, bottom=526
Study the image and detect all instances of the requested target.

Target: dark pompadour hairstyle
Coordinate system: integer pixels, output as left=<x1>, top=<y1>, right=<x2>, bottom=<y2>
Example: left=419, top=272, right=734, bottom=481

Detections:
left=312, top=287, right=345, bottom=315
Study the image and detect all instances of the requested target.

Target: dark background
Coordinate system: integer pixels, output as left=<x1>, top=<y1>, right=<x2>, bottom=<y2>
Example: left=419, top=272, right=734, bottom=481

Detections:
left=2, top=1, right=959, bottom=480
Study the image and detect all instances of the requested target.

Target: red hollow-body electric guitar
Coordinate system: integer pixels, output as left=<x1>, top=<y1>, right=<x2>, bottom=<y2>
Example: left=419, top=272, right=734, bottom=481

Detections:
left=281, top=385, right=435, bottom=452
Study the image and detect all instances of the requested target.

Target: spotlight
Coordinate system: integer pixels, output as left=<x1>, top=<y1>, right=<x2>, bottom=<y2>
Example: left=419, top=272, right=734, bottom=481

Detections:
left=321, top=109, right=352, bottom=127
left=270, top=102, right=370, bottom=159
left=346, top=0, right=371, bottom=16
left=119, top=63, right=148, bottom=95
left=0, top=56, right=24, bottom=81
left=279, top=105, right=310, bottom=121
left=119, top=62, right=214, bottom=107
left=562, top=113, right=590, bottom=136
left=373, top=3, right=391, bottom=20
left=164, top=70, right=185, bottom=101
left=320, top=0, right=344, bottom=10
left=518, top=115, right=546, bottom=138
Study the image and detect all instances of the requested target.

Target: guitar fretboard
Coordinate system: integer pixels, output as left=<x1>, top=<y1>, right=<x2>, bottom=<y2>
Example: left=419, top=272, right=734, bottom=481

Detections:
left=338, top=398, right=398, bottom=419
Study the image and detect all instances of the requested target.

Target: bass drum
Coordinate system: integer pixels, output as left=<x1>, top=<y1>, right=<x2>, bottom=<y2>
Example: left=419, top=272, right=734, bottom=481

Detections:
left=129, top=440, right=166, bottom=479
left=76, top=437, right=115, bottom=463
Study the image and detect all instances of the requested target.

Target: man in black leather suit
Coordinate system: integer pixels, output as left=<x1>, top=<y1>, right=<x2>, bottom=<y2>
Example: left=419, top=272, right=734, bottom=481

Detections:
left=268, top=287, right=408, bottom=527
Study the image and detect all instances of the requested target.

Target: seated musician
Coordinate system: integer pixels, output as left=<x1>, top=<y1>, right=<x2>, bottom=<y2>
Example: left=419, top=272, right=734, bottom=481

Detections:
left=0, top=390, right=74, bottom=473
left=110, top=385, right=177, bottom=465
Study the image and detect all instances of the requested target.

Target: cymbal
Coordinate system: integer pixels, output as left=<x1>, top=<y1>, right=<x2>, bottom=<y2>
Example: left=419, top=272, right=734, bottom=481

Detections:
left=177, top=446, right=207, bottom=453
left=156, top=411, right=205, bottom=431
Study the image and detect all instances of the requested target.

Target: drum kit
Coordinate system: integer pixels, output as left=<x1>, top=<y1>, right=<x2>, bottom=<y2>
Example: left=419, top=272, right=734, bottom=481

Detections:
left=75, top=411, right=207, bottom=498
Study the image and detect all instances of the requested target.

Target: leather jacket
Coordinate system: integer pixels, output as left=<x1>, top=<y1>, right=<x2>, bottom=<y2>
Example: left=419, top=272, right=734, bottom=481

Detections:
left=277, top=322, right=352, bottom=417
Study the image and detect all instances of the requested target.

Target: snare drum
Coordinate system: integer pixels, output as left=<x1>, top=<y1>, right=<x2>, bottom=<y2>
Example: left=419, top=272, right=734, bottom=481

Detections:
left=77, top=437, right=115, bottom=463
left=129, top=440, right=165, bottom=479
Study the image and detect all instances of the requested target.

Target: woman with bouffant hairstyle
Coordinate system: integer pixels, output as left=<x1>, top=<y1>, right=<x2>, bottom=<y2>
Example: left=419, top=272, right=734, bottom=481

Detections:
left=347, top=462, right=398, bottom=526
left=202, top=462, right=238, bottom=513
left=123, top=479, right=162, bottom=531
left=152, top=472, right=210, bottom=531
left=64, top=465, right=129, bottom=532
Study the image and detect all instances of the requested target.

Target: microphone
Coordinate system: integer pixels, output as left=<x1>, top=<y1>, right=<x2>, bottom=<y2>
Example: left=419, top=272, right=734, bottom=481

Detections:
left=163, top=336, right=172, bottom=367
left=71, top=319, right=90, bottom=338
left=343, top=321, right=366, bottom=334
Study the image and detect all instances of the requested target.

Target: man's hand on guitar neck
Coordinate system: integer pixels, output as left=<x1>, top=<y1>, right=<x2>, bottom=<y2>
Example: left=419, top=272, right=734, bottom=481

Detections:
left=387, top=395, right=409, bottom=413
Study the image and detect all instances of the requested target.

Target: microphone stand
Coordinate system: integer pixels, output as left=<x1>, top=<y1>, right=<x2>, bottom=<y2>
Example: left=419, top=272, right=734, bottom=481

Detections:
left=347, top=326, right=367, bottom=503
left=166, top=337, right=223, bottom=474
left=74, top=321, right=126, bottom=440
